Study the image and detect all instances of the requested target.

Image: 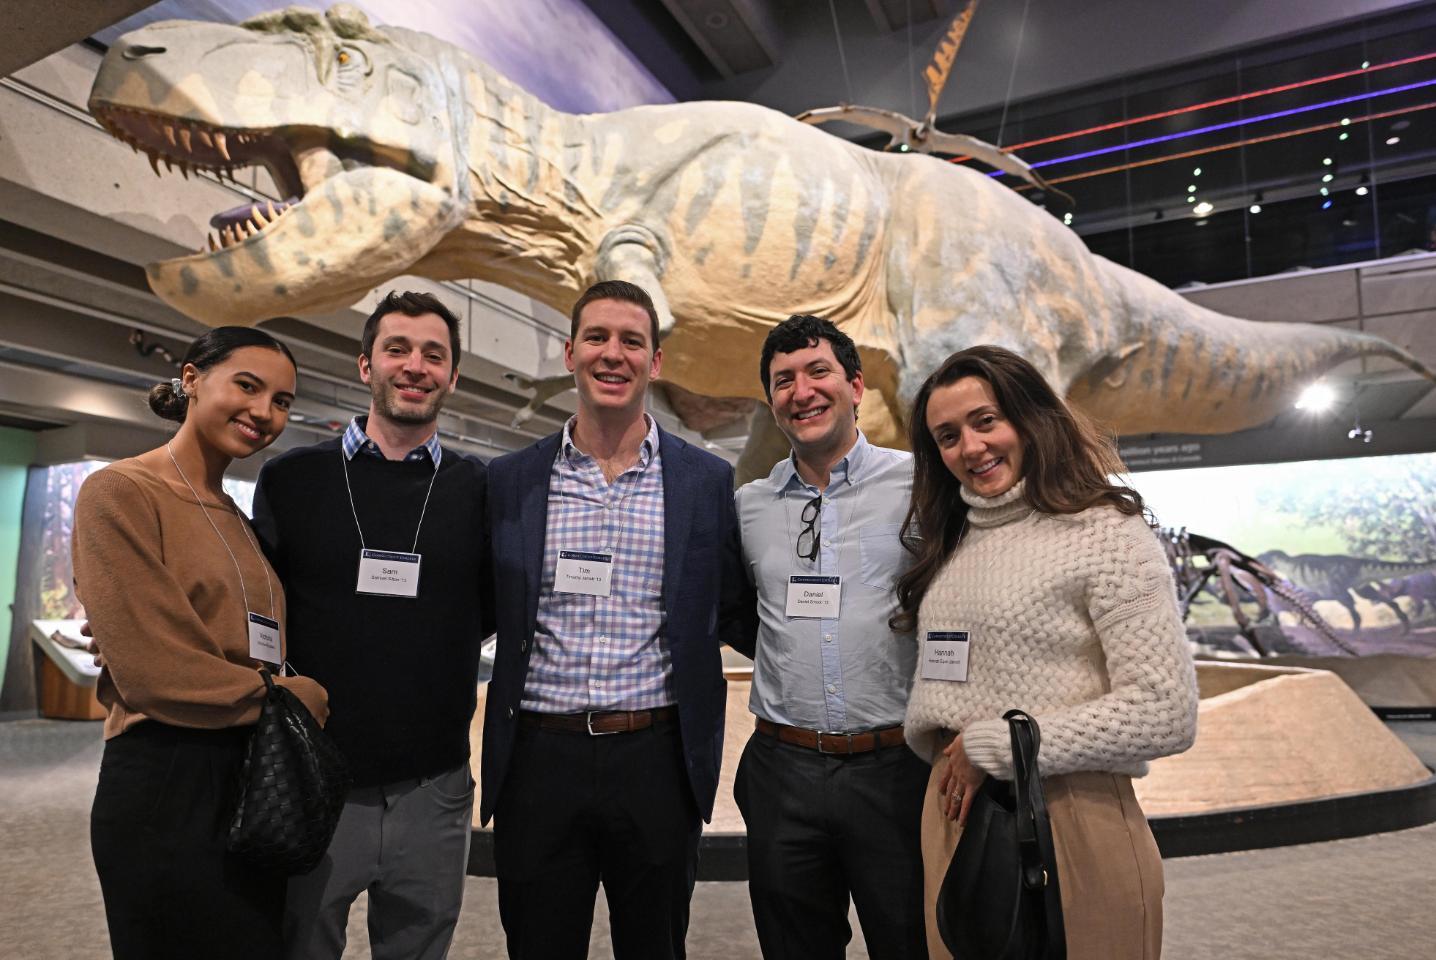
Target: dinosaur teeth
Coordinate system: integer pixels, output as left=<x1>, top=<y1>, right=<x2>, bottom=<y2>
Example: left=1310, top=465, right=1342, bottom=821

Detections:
left=198, top=129, right=213, bottom=149
left=214, top=131, right=230, bottom=161
left=163, top=123, right=177, bottom=148
left=179, top=126, right=192, bottom=153
left=251, top=204, right=267, bottom=226
left=148, top=150, right=162, bottom=177
left=266, top=200, right=277, bottom=220
left=207, top=232, right=218, bottom=252
left=178, top=162, right=190, bottom=180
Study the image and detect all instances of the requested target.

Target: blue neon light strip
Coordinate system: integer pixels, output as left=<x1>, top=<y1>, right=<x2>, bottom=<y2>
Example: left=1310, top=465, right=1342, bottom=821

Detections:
left=989, top=77, right=1436, bottom=176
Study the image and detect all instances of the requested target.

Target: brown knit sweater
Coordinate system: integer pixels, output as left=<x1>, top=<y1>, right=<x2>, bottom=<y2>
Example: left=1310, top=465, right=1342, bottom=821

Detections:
left=73, top=457, right=324, bottom=739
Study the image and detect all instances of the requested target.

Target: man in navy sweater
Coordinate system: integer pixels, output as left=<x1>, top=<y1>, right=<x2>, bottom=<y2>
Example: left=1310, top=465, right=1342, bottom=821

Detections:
left=483, top=280, right=751, bottom=959
left=253, top=291, right=493, bottom=960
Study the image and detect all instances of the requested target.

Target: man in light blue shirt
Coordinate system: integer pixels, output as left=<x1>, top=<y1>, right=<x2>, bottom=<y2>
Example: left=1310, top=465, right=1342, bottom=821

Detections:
left=733, top=315, right=927, bottom=960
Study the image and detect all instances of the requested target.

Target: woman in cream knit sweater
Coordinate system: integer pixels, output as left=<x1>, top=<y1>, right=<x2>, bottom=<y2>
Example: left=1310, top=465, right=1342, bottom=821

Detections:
left=892, top=345, right=1198, bottom=960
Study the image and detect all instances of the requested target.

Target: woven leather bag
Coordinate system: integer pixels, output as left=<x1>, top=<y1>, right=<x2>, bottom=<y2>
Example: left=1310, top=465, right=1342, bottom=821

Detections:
left=227, top=669, right=351, bottom=875
left=936, top=709, right=1066, bottom=960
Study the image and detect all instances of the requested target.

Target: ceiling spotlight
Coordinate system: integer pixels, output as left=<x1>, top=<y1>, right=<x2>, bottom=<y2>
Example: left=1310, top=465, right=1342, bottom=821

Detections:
left=1193, top=167, right=1202, bottom=176
left=1193, top=201, right=1214, bottom=216
left=1386, top=136, right=1401, bottom=145
left=1341, top=117, right=1351, bottom=126
left=1320, top=187, right=1329, bottom=196
left=1295, top=382, right=1336, bottom=411
left=1323, top=157, right=1333, bottom=165
left=1322, top=173, right=1334, bottom=182
left=1362, top=60, right=1371, bottom=69
left=1339, top=132, right=1350, bottom=141
left=1187, top=195, right=1195, bottom=203
left=1356, top=185, right=1369, bottom=196
left=1322, top=198, right=1333, bottom=209
left=1391, top=119, right=1411, bottom=131
left=1063, top=212, right=1073, bottom=225
left=1250, top=204, right=1262, bottom=214
left=899, top=143, right=910, bottom=152
left=1187, top=184, right=1197, bottom=193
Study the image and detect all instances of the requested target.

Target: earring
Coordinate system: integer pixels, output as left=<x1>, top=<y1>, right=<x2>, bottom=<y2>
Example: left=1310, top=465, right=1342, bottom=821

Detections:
left=171, top=378, right=189, bottom=403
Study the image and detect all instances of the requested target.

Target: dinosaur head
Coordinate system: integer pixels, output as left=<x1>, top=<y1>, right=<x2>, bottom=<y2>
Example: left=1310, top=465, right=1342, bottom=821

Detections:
left=89, top=4, right=469, bottom=325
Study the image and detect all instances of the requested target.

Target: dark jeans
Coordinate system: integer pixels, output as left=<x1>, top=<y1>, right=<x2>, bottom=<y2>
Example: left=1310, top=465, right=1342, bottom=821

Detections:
left=493, top=717, right=700, bottom=960
left=91, top=720, right=284, bottom=960
left=734, top=730, right=929, bottom=960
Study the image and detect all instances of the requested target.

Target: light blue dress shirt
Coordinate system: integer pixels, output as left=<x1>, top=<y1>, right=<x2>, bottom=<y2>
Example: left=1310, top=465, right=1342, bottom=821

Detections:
left=735, top=432, right=917, bottom=732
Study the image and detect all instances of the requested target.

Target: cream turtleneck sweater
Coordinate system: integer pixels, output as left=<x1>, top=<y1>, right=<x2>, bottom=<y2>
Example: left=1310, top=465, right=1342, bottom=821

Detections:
left=903, top=480, right=1198, bottom=780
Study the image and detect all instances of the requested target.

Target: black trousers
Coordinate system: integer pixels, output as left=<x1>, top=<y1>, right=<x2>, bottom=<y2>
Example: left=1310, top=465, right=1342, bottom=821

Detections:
left=734, top=730, right=929, bottom=960
left=493, top=717, right=701, bottom=960
left=91, top=721, right=285, bottom=960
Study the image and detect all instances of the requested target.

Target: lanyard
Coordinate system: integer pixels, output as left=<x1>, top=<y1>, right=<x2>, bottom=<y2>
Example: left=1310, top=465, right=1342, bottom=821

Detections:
left=166, top=444, right=275, bottom=619
left=340, top=446, right=439, bottom=552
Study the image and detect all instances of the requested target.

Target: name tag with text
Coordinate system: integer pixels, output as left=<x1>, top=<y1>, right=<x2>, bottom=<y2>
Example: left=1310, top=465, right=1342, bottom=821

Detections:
left=556, top=550, right=613, bottom=597
left=785, top=575, right=842, bottom=619
left=248, top=611, right=280, bottom=665
left=355, top=549, right=422, bottom=598
left=922, top=631, right=970, bottom=682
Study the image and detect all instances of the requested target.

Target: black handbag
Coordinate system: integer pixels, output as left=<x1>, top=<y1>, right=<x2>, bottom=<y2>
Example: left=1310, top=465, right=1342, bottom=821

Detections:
left=936, top=709, right=1065, bottom=960
left=227, top=668, right=351, bottom=875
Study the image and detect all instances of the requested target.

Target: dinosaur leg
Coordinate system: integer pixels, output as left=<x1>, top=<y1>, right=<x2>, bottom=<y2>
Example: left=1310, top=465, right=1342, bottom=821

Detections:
left=1356, top=583, right=1411, bottom=633
left=1338, top=593, right=1363, bottom=633
left=596, top=228, right=676, bottom=339
left=735, top=404, right=792, bottom=486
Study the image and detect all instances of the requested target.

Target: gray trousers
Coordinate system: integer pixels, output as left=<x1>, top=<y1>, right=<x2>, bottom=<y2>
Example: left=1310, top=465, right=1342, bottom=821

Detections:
left=284, top=761, right=474, bottom=960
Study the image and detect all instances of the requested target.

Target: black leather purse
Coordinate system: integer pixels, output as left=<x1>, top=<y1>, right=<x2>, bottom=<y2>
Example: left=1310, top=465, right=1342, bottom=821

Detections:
left=936, top=709, right=1065, bottom=960
left=227, top=669, right=351, bottom=875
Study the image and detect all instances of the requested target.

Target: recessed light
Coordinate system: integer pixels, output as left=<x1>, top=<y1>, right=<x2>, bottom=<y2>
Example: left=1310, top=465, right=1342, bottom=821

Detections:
left=1187, top=195, right=1195, bottom=203
left=1193, top=201, right=1214, bottom=216
left=1192, top=167, right=1202, bottom=176
left=1187, top=184, right=1197, bottom=193
left=1362, top=60, right=1371, bottom=69
left=1295, top=382, right=1336, bottom=411
left=1323, top=157, right=1333, bottom=165
left=1322, top=173, right=1334, bottom=182
left=1341, top=117, right=1351, bottom=126
left=1322, top=198, right=1333, bottom=209
left=1339, top=132, right=1350, bottom=141
left=1356, top=185, right=1369, bottom=196
left=1386, top=136, right=1401, bottom=145
left=1250, top=204, right=1262, bottom=214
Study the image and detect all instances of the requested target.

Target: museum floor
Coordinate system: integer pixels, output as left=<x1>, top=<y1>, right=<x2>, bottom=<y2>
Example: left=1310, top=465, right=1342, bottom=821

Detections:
left=2, top=719, right=1433, bottom=960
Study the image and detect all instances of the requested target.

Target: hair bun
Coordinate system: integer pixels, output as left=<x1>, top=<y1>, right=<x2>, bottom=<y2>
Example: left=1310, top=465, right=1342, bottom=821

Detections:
left=147, top=381, right=188, bottom=422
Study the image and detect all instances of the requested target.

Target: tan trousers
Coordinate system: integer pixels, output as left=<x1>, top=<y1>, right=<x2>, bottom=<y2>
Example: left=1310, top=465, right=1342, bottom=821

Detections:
left=920, top=759, right=1164, bottom=960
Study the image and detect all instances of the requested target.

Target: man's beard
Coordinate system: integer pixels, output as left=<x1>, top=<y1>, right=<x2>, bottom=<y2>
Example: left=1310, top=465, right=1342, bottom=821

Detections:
left=372, top=380, right=444, bottom=424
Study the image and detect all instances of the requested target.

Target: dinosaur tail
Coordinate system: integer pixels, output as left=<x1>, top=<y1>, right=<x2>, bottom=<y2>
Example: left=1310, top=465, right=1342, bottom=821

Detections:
left=1068, top=257, right=1436, bottom=435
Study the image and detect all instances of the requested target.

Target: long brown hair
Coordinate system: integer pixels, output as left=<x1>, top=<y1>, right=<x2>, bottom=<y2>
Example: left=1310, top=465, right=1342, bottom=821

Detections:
left=890, top=345, right=1145, bottom=632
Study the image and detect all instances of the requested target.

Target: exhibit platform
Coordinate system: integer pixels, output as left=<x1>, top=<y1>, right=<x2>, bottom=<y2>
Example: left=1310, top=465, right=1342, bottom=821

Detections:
left=465, top=661, right=1436, bottom=879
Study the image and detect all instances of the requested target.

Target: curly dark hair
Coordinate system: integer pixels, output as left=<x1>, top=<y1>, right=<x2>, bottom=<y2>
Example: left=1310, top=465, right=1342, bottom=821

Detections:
left=361, top=290, right=463, bottom=373
left=758, top=314, right=862, bottom=401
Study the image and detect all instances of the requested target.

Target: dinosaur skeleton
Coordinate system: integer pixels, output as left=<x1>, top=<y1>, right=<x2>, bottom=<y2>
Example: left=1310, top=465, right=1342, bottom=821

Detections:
left=795, top=0, right=1073, bottom=205
left=1159, top=528, right=1356, bottom=656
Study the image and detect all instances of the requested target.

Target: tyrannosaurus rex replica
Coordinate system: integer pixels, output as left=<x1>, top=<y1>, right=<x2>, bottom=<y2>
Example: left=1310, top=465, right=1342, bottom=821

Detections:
left=87, top=4, right=1432, bottom=469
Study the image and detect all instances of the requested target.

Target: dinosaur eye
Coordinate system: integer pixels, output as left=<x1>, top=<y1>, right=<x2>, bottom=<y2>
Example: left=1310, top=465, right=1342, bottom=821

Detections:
left=337, top=51, right=351, bottom=65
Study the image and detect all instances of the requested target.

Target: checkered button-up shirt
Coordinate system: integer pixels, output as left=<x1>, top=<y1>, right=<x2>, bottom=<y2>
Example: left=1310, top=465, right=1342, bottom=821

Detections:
left=342, top=416, right=442, bottom=465
left=522, top=415, right=672, bottom=712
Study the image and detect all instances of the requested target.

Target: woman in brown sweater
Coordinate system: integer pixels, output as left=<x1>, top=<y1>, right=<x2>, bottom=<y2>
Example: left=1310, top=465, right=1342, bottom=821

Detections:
left=74, top=327, right=328, bottom=960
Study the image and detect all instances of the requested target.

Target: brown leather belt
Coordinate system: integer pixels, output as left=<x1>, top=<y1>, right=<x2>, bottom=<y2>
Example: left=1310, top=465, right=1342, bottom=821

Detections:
left=755, top=717, right=906, bottom=755
left=520, top=705, right=678, bottom=736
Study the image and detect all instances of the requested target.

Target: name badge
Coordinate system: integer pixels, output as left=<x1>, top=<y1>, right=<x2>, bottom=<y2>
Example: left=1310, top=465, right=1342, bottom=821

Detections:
left=923, top=631, right=970, bottom=682
left=785, top=575, right=841, bottom=619
left=556, top=550, right=613, bottom=597
left=356, top=549, right=422, bottom=598
left=248, top=612, right=280, bottom=665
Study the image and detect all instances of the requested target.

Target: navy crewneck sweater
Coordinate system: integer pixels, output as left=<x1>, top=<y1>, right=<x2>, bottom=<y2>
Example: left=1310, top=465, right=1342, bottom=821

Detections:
left=253, top=437, right=492, bottom=787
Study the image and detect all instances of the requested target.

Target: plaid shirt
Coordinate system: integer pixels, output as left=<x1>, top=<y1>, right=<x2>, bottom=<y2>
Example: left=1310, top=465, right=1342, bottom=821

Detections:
left=522, top=415, right=672, bottom=712
left=342, top=416, right=442, bottom=466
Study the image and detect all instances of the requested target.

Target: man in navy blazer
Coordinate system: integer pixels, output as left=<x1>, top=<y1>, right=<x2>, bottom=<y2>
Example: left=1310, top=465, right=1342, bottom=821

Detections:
left=482, top=280, right=752, bottom=960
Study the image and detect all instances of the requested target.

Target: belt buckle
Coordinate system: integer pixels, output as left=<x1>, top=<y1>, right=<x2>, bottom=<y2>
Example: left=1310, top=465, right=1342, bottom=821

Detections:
left=817, top=731, right=853, bottom=755
left=586, top=710, right=621, bottom=736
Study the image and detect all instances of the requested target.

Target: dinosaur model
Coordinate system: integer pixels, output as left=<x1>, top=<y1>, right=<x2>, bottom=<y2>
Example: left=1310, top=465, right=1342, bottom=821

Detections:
left=796, top=0, right=1074, bottom=205
left=87, top=5, right=1434, bottom=471
left=1160, top=528, right=1351, bottom=655
left=1257, top=550, right=1436, bottom=633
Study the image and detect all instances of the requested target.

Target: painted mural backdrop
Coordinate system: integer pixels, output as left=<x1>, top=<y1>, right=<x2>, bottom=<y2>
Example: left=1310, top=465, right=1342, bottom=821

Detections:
left=1135, top=452, right=1436, bottom=658
left=35, top=463, right=255, bottom=621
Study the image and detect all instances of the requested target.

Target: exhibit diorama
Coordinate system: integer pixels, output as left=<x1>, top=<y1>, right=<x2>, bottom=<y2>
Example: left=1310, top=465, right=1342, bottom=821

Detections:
left=2, top=0, right=1436, bottom=955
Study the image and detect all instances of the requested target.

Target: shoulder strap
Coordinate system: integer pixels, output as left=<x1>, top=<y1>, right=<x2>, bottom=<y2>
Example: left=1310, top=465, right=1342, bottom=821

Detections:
left=1005, top=709, right=1067, bottom=958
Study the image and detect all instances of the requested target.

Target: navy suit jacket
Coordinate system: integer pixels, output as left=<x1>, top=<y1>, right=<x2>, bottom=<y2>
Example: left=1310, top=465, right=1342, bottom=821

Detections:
left=480, top=423, right=751, bottom=825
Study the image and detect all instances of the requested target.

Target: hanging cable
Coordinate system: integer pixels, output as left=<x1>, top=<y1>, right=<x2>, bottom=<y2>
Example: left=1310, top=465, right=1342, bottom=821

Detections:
left=828, top=0, right=854, bottom=104
left=995, top=0, right=1031, bottom=147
